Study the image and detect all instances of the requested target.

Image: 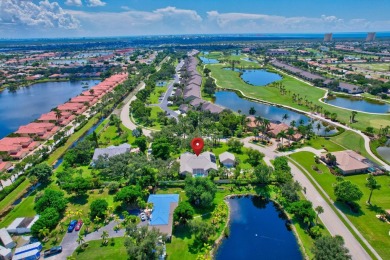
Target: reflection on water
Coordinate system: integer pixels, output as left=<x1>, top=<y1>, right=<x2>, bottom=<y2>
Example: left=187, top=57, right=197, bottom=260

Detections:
left=324, top=96, right=390, bottom=113
left=214, top=91, right=337, bottom=136
left=216, top=197, right=302, bottom=260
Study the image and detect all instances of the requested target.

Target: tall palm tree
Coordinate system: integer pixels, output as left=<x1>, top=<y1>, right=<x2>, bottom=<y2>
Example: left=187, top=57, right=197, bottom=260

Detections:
left=39, top=227, right=50, bottom=241
left=101, top=230, right=109, bottom=245
left=316, top=122, right=321, bottom=134
left=254, top=116, right=263, bottom=127
left=277, top=130, right=287, bottom=147
left=315, top=206, right=324, bottom=225
left=249, top=106, right=256, bottom=115
left=54, top=109, right=62, bottom=125
left=282, top=113, right=289, bottom=122
left=366, top=174, right=381, bottom=205
left=77, top=233, right=85, bottom=248
left=290, top=120, right=296, bottom=128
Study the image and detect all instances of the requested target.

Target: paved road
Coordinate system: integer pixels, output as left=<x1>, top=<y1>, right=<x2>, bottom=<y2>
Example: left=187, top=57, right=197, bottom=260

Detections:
left=119, top=82, right=154, bottom=137
left=242, top=137, right=376, bottom=260
left=155, top=60, right=184, bottom=120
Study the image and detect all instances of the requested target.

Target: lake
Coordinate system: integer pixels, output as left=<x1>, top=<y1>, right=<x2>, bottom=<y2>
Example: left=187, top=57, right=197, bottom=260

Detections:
left=199, top=56, right=219, bottom=64
left=224, top=68, right=282, bottom=86
left=0, top=79, right=100, bottom=139
left=214, top=91, right=337, bottom=136
left=377, top=139, right=390, bottom=163
left=216, top=196, right=302, bottom=260
left=324, top=96, right=390, bottom=114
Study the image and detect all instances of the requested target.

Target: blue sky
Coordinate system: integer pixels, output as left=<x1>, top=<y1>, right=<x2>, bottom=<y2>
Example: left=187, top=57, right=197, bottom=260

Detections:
left=0, top=0, right=389, bottom=38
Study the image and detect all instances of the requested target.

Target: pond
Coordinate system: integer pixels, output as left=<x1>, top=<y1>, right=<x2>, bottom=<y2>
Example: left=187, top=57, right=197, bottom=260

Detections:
left=324, top=96, right=390, bottom=114
left=199, top=56, right=219, bottom=64
left=0, top=79, right=100, bottom=139
left=377, top=139, right=390, bottom=163
left=224, top=68, right=281, bottom=86
left=215, top=196, right=302, bottom=260
left=214, top=91, right=337, bottom=136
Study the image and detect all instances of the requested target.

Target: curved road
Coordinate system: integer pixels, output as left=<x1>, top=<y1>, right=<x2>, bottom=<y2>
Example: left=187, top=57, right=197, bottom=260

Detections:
left=242, top=137, right=376, bottom=260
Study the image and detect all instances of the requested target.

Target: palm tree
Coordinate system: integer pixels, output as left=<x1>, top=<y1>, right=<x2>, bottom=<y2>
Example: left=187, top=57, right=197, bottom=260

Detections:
left=366, top=174, right=381, bottom=205
left=101, top=230, right=109, bottom=245
left=94, top=216, right=101, bottom=223
left=254, top=116, right=263, bottom=127
left=84, top=219, right=91, bottom=234
left=282, top=113, right=289, bottom=122
left=39, top=227, right=50, bottom=241
left=249, top=106, right=256, bottom=115
left=54, top=109, right=62, bottom=125
left=351, top=111, right=358, bottom=123
left=277, top=130, right=287, bottom=147
left=316, top=122, right=321, bottom=134
left=77, top=232, right=85, bottom=248
left=315, top=206, right=324, bottom=225
left=287, top=127, right=295, bottom=143
left=75, top=209, right=83, bottom=220
left=290, top=120, right=296, bottom=128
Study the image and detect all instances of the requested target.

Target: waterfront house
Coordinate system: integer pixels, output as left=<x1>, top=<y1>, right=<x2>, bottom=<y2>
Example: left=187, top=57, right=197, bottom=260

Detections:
left=179, top=152, right=218, bottom=177
left=57, top=102, right=87, bottom=115
left=16, top=122, right=59, bottom=140
left=38, top=111, right=75, bottom=126
left=0, top=137, right=39, bottom=159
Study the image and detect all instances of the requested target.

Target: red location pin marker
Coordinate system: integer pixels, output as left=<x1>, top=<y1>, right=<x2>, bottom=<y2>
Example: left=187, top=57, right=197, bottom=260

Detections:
left=191, top=137, right=204, bottom=156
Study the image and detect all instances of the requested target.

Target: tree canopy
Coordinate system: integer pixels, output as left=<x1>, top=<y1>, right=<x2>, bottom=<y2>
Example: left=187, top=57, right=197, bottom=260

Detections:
left=173, top=201, right=195, bottom=224
left=90, top=199, right=108, bottom=220
left=185, top=177, right=216, bottom=208
left=28, top=163, right=52, bottom=184
left=313, top=235, right=351, bottom=260
left=334, top=180, right=363, bottom=203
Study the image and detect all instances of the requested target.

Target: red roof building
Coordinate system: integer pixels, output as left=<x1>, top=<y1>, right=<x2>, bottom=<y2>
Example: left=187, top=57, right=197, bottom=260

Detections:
left=0, top=137, right=39, bottom=159
left=16, top=123, right=59, bottom=140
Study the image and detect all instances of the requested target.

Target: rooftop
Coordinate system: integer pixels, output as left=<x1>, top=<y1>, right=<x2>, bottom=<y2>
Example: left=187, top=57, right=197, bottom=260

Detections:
left=92, top=143, right=131, bottom=161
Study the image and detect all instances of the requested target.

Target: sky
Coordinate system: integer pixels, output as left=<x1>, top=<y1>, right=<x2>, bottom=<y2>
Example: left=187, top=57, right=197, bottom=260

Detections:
left=0, top=0, right=390, bottom=38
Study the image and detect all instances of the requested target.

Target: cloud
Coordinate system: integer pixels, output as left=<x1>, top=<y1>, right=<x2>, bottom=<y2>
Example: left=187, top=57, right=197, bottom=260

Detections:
left=205, top=11, right=373, bottom=32
left=121, top=6, right=130, bottom=11
left=87, top=0, right=106, bottom=7
left=65, top=0, right=82, bottom=6
left=0, top=0, right=79, bottom=29
left=68, top=6, right=203, bottom=36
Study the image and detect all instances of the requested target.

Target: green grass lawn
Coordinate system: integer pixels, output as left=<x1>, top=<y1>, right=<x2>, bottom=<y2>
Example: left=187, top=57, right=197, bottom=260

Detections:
left=149, top=86, right=167, bottom=104
left=290, top=151, right=390, bottom=259
left=207, top=63, right=390, bottom=132
left=211, top=143, right=252, bottom=169
left=0, top=179, right=31, bottom=214
left=353, top=63, right=390, bottom=72
left=0, top=190, right=36, bottom=228
left=97, top=123, right=135, bottom=147
left=305, top=137, right=345, bottom=152
left=73, top=237, right=127, bottom=260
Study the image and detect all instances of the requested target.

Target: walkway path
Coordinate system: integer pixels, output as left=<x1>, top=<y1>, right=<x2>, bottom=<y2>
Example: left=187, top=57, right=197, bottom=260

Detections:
left=119, top=82, right=154, bottom=137
left=242, top=137, right=377, bottom=260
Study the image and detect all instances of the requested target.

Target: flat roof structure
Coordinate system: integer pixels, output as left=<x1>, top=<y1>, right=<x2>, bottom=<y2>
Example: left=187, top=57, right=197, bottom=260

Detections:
left=148, top=194, right=179, bottom=238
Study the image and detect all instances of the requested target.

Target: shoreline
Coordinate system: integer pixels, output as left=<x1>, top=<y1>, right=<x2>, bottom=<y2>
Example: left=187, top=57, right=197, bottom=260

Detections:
left=0, top=77, right=101, bottom=93
left=210, top=194, right=308, bottom=260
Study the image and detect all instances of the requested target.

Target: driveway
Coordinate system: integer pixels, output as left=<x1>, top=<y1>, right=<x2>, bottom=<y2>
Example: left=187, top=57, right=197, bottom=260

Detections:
left=46, top=221, right=125, bottom=260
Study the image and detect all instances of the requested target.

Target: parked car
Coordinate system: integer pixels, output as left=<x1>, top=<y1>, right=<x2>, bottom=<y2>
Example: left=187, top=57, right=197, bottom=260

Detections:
left=68, top=220, right=77, bottom=232
left=75, top=220, right=83, bottom=231
left=44, top=246, right=62, bottom=257
left=140, top=212, right=146, bottom=221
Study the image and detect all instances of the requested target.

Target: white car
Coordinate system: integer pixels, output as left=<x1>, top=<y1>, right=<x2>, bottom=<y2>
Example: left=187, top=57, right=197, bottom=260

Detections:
left=140, top=213, right=147, bottom=221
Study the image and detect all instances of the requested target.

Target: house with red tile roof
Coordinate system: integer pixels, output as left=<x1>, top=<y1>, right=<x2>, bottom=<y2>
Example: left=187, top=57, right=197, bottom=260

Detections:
left=0, top=160, right=12, bottom=172
left=38, top=111, right=75, bottom=126
left=0, top=137, right=39, bottom=159
left=70, top=95, right=98, bottom=106
left=16, top=123, right=59, bottom=140
left=57, top=103, right=87, bottom=115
